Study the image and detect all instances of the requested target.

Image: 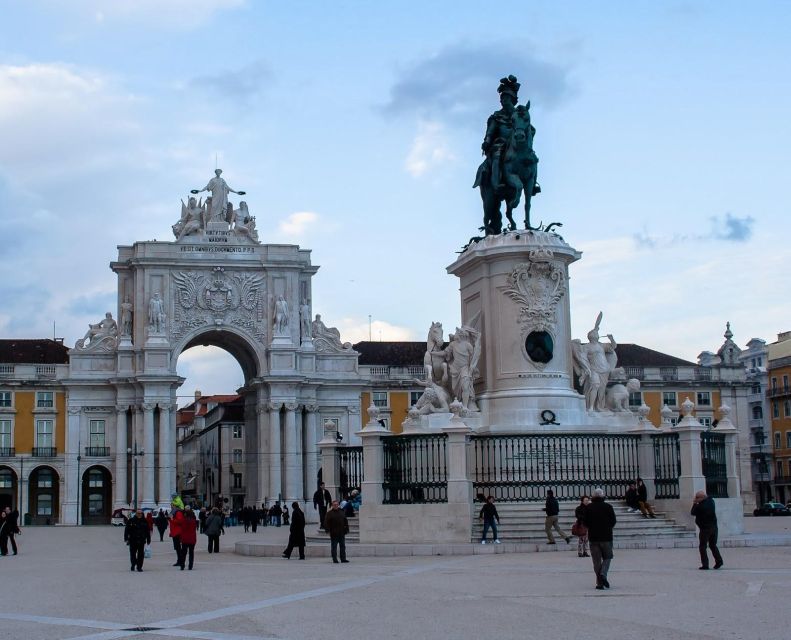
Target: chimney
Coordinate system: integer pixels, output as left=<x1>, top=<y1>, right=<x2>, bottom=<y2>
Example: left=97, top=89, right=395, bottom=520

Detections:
left=194, top=390, right=202, bottom=403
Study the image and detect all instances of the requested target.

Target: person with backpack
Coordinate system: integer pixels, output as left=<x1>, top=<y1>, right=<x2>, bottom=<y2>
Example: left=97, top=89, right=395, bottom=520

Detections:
left=204, top=507, right=225, bottom=553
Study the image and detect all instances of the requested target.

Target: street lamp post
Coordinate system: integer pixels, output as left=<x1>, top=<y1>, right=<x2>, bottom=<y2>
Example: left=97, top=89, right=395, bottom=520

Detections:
left=127, top=445, right=145, bottom=510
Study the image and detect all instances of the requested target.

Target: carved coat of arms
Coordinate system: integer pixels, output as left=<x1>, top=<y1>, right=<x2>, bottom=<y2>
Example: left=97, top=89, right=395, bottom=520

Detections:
left=503, top=249, right=566, bottom=333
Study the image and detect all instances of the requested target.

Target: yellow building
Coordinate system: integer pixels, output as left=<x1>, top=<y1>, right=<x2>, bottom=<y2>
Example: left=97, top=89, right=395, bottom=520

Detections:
left=768, top=331, right=791, bottom=503
left=0, top=339, right=69, bottom=524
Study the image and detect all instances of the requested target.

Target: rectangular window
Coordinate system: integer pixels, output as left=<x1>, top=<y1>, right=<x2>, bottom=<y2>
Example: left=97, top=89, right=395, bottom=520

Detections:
left=628, top=391, right=642, bottom=408
left=409, top=391, right=422, bottom=407
left=232, top=424, right=242, bottom=438
left=0, top=419, right=11, bottom=448
left=698, top=417, right=712, bottom=429
left=696, top=392, right=711, bottom=406
left=232, top=473, right=243, bottom=488
left=36, top=391, right=54, bottom=408
left=662, top=391, right=676, bottom=407
left=785, top=375, right=789, bottom=390
left=786, top=432, right=791, bottom=449
left=0, top=391, right=11, bottom=408
left=785, top=401, right=791, bottom=418
left=233, top=448, right=243, bottom=463
left=774, top=402, right=780, bottom=419
left=37, top=494, right=53, bottom=516
left=775, top=432, right=782, bottom=450
left=372, top=391, right=388, bottom=408
left=772, top=377, right=778, bottom=390
left=89, top=420, right=106, bottom=447
left=36, top=420, right=53, bottom=447
left=752, top=384, right=761, bottom=395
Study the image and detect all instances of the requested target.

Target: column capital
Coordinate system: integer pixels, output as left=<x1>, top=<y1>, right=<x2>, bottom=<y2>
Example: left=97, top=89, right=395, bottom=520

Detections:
left=142, top=402, right=157, bottom=412
left=256, top=403, right=269, bottom=416
left=67, top=406, right=82, bottom=416
left=347, top=405, right=360, bottom=415
left=267, top=401, right=282, bottom=412
left=285, top=402, right=300, bottom=412
left=115, top=405, right=128, bottom=415
left=305, top=403, right=320, bottom=413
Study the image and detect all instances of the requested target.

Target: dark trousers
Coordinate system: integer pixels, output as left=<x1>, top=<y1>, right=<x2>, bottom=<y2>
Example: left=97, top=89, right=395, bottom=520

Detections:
left=179, top=543, right=195, bottom=569
left=7, top=533, right=17, bottom=554
left=129, top=542, right=145, bottom=569
left=0, top=534, right=8, bottom=555
left=330, top=535, right=346, bottom=562
left=208, top=534, right=220, bottom=553
left=284, top=540, right=305, bottom=559
left=251, top=521, right=257, bottom=533
left=157, top=527, right=166, bottom=542
left=318, top=506, right=327, bottom=529
left=589, top=541, right=613, bottom=582
left=698, top=526, right=723, bottom=568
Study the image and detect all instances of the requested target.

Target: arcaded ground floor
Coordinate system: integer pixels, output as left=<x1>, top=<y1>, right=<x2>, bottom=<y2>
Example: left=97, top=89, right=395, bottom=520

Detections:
left=2, top=518, right=791, bottom=640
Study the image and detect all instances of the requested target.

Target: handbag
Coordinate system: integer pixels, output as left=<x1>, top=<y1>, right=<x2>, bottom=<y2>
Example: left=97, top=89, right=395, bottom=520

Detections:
left=144, top=544, right=152, bottom=559
left=571, top=521, right=586, bottom=537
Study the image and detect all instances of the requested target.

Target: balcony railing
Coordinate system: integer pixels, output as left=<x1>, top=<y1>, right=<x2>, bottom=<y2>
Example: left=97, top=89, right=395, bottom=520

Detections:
left=0, top=364, right=13, bottom=376
left=767, top=386, right=791, bottom=398
left=32, top=447, right=57, bottom=457
left=84, top=446, right=110, bottom=456
left=0, top=447, right=15, bottom=457
left=659, top=367, right=678, bottom=381
left=623, top=366, right=644, bottom=380
left=36, top=365, right=56, bottom=378
left=694, top=368, right=712, bottom=381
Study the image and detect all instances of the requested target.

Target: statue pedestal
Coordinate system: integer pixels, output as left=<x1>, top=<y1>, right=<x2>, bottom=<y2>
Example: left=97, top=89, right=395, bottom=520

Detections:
left=447, top=230, right=590, bottom=430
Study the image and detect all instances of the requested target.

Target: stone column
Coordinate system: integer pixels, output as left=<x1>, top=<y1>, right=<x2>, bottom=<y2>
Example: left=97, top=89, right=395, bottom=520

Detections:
left=115, top=406, right=128, bottom=507
left=357, top=404, right=388, bottom=507
left=132, top=406, right=144, bottom=508
left=62, top=406, right=82, bottom=525
left=142, top=403, right=156, bottom=508
left=256, top=403, right=268, bottom=504
left=157, top=405, right=168, bottom=505
left=714, top=404, right=741, bottom=499
left=304, top=405, right=320, bottom=509
left=284, top=403, right=302, bottom=504
left=268, top=402, right=282, bottom=503
left=630, top=412, right=658, bottom=500
left=671, top=398, right=706, bottom=503
left=318, top=421, right=341, bottom=502
left=442, top=420, right=473, bottom=505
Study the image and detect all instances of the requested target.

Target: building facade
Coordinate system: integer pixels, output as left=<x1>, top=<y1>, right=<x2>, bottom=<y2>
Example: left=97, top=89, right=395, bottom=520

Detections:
left=768, top=331, right=791, bottom=503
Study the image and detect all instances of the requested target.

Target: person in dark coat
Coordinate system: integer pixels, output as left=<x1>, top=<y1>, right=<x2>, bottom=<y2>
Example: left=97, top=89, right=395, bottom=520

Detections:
left=282, top=502, right=307, bottom=559
left=624, top=483, right=640, bottom=513
left=124, top=509, right=151, bottom=572
left=691, top=490, right=723, bottom=570
left=323, top=500, right=349, bottom=563
left=636, top=478, right=657, bottom=518
left=582, top=488, right=617, bottom=590
left=282, top=503, right=290, bottom=526
left=154, top=509, right=169, bottom=542
left=543, top=489, right=571, bottom=544
left=478, top=495, right=501, bottom=544
left=313, top=483, right=332, bottom=531
left=204, top=507, right=224, bottom=553
left=178, top=507, right=198, bottom=570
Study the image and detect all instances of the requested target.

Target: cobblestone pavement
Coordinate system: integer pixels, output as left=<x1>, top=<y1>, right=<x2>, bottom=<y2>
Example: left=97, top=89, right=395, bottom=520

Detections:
left=1, top=520, right=789, bottom=640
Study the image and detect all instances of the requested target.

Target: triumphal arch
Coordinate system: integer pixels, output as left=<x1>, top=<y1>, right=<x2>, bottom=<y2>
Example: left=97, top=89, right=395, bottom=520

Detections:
left=61, top=171, right=362, bottom=524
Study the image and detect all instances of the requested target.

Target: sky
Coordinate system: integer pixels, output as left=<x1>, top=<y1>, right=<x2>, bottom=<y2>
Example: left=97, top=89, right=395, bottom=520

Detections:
left=1, top=1, right=789, bottom=399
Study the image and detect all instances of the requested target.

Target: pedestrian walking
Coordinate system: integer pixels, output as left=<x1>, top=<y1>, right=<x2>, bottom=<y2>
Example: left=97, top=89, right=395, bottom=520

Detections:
left=204, top=507, right=224, bottom=553
left=145, top=510, right=154, bottom=533
left=313, top=483, right=331, bottom=531
left=199, top=507, right=207, bottom=534
left=0, top=509, right=10, bottom=556
left=154, top=509, right=168, bottom=542
left=282, top=503, right=290, bottom=525
left=323, top=500, right=349, bottom=563
left=178, top=507, right=198, bottom=570
left=282, top=502, right=306, bottom=560
left=636, top=478, right=657, bottom=519
left=691, top=490, right=723, bottom=570
left=582, top=488, right=617, bottom=590
left=543, top=489, right=571, bottom=545
left=573, top=496, right=590, bottom=558
left=169, top=499, right=185, bottom=566
left=478, top=495, right=501, bottom=544
left=251, top=506, right=259, bottom=533
left=124, top=509, right=151, bottom=572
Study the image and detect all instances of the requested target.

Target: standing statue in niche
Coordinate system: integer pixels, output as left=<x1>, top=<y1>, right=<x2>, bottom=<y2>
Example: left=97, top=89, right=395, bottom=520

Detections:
left=473, top=75, right=541, bottom=235
left=120, top=296, right=134, bottom=337
left=299, top=299, right=311, bottom=340
left=191, top=169, right=245, bottom=223
left=273, top=296, right=290, bottom=336
left=148, top=292, right=166, bottom=334
left=572, top=312, right=619, bottom=412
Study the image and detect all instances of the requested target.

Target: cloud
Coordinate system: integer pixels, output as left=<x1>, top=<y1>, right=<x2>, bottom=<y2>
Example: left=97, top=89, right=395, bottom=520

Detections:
left=66, top=291, right=118, bottom=316
left=633, top=213, right=756, bottom=249
left=188, top=60, right=272, bottom=105
left=61, top=0, right=246, bottom=29
left=177, top=345, right=245, bottom=399
left=382, top=42, right=574, bottom=128
left=404, top=121, right=456, bottom=177
left=336, top=318, right=417, bottom=344
left=278, top=211, right=319, bottom=236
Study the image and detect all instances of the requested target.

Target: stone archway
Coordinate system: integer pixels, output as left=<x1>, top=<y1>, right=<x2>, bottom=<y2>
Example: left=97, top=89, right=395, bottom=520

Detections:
left=28, top=465, right=59, bottom=525
left=82, top=465, right=112, bottom=525
left=0, top=466, right=17, bottom=512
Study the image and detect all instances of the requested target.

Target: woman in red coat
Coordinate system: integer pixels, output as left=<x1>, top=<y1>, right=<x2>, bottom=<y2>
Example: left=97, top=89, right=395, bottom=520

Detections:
left=178, top=507, right=198, bottom=570
left=169, top=506, right=185, bottom=566
left=145, top=511, right=154, bottom=533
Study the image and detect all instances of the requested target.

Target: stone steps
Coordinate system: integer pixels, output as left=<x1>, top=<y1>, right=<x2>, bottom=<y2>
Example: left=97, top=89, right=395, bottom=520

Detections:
left=305, top=517, right=360, bottom=543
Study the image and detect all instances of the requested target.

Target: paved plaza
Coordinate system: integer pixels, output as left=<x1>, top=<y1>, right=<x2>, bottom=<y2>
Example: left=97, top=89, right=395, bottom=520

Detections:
left=0, top=519, right=790, bottom=640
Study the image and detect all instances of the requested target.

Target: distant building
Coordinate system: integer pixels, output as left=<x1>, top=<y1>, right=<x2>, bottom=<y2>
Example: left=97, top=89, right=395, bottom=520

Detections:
left=0, top=339, right=70, bottom=524
left=768, top=331, right=791, bottom=503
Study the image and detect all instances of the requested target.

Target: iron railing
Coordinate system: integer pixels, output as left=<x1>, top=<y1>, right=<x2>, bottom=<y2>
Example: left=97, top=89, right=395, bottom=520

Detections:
left=32, top=447, right=57, bottom=457
left=382, top=434, right=447, bottom=504
left=471, top=433, right=640, bottom=502
left=0, top=447, right=15, bottom=457
left=338, top=446, right=364, bottom=499
left=652, top=432, right=680, bottom=499
left=84, top=446, right=110, bottom=456
left=701, top=432, right=728, bottom=498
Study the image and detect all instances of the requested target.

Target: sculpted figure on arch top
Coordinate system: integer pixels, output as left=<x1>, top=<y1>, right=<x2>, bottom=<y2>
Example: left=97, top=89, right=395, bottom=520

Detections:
left=192, top=169, right=245, bottom=223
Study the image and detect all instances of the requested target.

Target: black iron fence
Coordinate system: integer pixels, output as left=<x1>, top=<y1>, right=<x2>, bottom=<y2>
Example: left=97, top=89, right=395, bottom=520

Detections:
left=652, top=433, right=680, bottom=499
left=471, top=433, right=640, bottom=502
left=338, top=446, right=363, bottom=499
left=701, top=432, right=728, bottom=498
left=382, top=434, right=447, bottom=504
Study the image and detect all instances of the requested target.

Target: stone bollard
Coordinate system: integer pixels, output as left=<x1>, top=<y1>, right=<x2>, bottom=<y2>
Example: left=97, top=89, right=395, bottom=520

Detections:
left=714, top=403, right=741, bottom=500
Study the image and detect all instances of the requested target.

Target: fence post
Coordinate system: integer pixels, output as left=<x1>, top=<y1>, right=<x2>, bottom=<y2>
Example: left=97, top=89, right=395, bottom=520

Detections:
left=671, top=397, right=706, bottom=502
left=630, top=405, right=657, bottom=499
left=357, top=403, right=388, bottom=506
left=714, top=403, right=741, bottom=499
left=318, top=419, right=341, bottom=502
left=442, top=406, right=472, bottom=505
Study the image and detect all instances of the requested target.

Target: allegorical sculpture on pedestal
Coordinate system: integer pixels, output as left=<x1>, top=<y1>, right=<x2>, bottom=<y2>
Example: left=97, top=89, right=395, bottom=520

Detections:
left=75, top=312, right=118, bottom=350
left=571, top=312, right=619, bottom=412
left=473, top=75, right=542, bottom=235
left=171, top=169, right=259, bottom=242
left=311, top=314, right=354, bottom=353
left=415, top=321, right=481, bottom=414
